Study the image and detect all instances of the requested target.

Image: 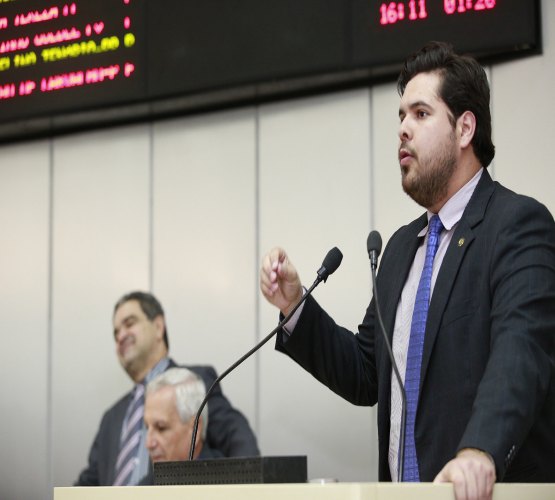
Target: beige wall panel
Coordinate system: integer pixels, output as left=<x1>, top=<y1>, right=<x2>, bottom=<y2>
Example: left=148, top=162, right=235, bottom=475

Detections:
left=51, top=125, right=151, bottom=488
left=491, top=0, right=554, bottom=214
left=151, top=110, right=258, bottom=430
left=0, top=141, right=50, bottom=500
left=258, top=89, right=378, bottom=481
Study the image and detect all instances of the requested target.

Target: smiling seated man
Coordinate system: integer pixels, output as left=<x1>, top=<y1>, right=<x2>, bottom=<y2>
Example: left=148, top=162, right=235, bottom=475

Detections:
left=140, top=367, right=223, bottom=484
left=76, top=291, right=258, bottom=487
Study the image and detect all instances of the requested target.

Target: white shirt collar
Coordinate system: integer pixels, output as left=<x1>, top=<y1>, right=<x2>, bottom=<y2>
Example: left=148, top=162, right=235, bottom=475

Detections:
left=418, top=168, right=484, bottom=236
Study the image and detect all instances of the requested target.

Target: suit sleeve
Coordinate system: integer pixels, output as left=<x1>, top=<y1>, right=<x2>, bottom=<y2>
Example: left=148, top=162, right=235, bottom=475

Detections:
left=75, top=445, right=99, bottom=486
left=457, top=197, right=555, bottom=479
left=74, top=396, right=126, bottom=486
left=191, top=365, right=260, bottom=457
left=74, top=416, right=105, bottom=486
left=274, top=291, right=380, bottom=407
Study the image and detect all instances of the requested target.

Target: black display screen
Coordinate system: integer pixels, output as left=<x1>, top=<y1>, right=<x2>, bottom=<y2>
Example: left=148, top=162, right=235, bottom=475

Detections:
left=0, top=0, right=541, bottom=142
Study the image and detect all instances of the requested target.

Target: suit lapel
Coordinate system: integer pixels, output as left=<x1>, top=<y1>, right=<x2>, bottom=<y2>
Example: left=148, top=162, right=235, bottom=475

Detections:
left=420, top=170, right=496, bottom=382
left=107, top=392, right=133, bottom=484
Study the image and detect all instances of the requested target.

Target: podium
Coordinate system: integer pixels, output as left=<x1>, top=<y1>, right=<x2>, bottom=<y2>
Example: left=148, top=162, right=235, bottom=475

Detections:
left=54, top=482, right=555, bottom=500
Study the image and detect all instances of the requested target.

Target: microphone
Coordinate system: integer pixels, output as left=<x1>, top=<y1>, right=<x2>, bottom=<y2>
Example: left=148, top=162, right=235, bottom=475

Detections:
left=366, top=231, right=407, bottom=482
left=317, top=246, right=343, bottom=282
left=367, top=230, right=382, bottom=271
left=188, top=247, right=343, bottom=460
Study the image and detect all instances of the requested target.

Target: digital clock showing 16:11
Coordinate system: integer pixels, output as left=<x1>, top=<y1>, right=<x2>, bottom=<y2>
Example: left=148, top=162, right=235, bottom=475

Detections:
left=379, top=0, right=496, bottom=26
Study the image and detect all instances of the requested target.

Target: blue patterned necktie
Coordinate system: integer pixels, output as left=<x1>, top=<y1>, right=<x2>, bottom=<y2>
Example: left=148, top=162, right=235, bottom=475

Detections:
left=113, top=383, right=145, bottom=485
left=402, top=214, right=444, bottom=481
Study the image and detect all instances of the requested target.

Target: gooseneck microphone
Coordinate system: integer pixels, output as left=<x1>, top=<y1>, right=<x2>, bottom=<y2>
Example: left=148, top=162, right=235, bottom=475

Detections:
left=367, top=231, right=407, bottom=482
left=367, top=230, right=382, bottom=271
left=189, top=247, right=343, bottom=460
left=317, top=247, right=343, bottom=282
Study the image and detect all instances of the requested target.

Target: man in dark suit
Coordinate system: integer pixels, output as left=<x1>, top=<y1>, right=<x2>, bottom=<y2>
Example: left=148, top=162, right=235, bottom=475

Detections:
left=75, top=291, right=259, bottom=486
left=260, top=42, right=555, bottom=500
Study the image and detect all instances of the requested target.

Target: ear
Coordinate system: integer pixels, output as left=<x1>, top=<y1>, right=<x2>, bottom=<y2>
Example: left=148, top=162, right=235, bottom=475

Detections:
left=195, top=419, right=203, bottom=446
left=188, top=418, right=203, bottom=459
left=457, top=110, right=476, bottom=149
left=153, top=315, right=165, bottom=342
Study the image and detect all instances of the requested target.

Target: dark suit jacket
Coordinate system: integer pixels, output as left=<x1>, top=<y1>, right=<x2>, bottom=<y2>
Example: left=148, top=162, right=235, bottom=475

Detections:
left=76, top=361, right=259, bottom=485
left=276, top=170, right=555, bottom=482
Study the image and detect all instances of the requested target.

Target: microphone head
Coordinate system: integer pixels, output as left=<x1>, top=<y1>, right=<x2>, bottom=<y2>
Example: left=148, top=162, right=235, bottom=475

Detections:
left=317, top=247, right=343, bottom=282
left=367, top=230, right=382, bottom=259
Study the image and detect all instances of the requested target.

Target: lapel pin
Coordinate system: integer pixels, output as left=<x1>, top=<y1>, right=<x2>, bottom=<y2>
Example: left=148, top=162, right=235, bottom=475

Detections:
left=458, top=238, right=465, bottom=247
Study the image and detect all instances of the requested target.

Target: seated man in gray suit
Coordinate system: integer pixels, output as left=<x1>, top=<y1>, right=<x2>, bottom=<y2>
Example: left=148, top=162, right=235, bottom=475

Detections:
left=140, top=367, right=222, bottom=484
left=76, top=291, right=259, bottom=486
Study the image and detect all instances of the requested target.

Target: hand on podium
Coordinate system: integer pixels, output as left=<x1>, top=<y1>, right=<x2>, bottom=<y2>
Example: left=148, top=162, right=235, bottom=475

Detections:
left=434, top=448, right=496, bottom=500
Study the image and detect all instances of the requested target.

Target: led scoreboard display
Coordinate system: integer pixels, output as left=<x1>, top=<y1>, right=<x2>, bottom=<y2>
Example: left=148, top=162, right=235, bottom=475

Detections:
left=0, top=0, right=541, bottom=142
left=0, top=0, right=145, bottom=140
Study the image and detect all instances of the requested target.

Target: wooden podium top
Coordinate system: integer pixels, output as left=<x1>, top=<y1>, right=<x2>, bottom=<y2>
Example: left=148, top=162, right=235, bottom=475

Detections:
left=54, top=482, right=555, bottom=500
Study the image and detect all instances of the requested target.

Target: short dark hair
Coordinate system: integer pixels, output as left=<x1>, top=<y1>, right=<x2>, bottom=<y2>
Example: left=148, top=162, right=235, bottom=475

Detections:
left=114, top=291, right=169, bottom=349
left=397, top=41, right=495, bottom=167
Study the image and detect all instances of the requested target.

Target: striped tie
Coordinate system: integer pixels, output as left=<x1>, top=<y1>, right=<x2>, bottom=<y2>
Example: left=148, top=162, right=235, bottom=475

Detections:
left=402, top=214, right=443, bottom=481
left=113, top=383, right=145, bottom=486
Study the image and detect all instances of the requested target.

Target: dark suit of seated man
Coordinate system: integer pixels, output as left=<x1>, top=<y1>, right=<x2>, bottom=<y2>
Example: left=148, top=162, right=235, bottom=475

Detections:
left=75, top=291, right=259, bottom=486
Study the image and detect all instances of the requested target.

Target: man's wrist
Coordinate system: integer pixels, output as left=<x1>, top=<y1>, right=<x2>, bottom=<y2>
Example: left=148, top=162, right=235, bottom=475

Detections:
left=282, top=287, right=305, bottom=317
left=282, top=287, right=307, bottom=335
left=457, top=447, right=495, bottom=467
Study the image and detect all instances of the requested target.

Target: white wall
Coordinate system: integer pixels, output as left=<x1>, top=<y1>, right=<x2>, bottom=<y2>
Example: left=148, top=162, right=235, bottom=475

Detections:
left=258, top=89, right=376, bottom=480
left=0, top=141, right=50, bottom=500
left=151, top=109, right=258, bottom=427
left=0, top=1, right=553, bottom=498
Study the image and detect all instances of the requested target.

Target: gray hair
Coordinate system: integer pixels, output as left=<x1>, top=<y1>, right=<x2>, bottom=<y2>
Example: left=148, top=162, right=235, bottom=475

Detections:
left=146, top=367, right=208, bottom=440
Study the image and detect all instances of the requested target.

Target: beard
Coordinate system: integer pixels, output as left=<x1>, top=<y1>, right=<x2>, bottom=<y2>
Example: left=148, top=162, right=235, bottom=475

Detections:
left=401, top=135, right=457, bottom=209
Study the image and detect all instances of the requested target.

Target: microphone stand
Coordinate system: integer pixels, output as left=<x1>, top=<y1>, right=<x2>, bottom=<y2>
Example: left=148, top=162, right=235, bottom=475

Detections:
left=370, top=262, right=407, bottom=482
left=188, top=258, right=339, bottom=460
